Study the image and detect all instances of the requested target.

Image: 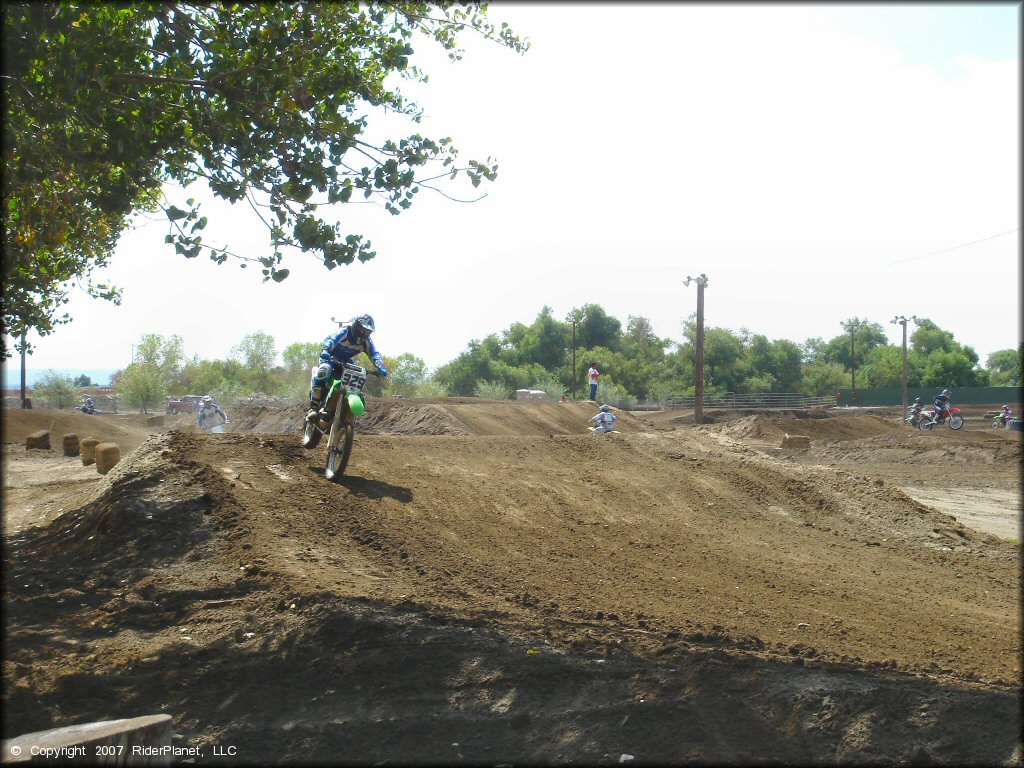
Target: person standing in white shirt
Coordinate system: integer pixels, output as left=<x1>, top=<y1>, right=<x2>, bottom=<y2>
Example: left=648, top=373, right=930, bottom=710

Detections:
left=588, top=363, right=600, bottom=401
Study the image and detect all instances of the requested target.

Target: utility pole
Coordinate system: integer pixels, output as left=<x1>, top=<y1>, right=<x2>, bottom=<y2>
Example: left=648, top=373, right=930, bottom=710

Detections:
left=684, top=274, right=708, bottom=425
left=19, top=328, right=27, bottom=408
left=842, top=318, right=866, bottom=404
left=566, top=311, right=585, bottom=400
left=571, top=320, right=577, bottom=400
left=891, top=315, right=918, bottom=416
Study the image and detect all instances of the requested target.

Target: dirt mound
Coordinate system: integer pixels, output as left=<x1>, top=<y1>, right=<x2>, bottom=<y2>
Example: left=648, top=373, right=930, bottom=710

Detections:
left=3, top=402, right=1020, bottom=763
left=815, top=428, right=1024, bottom=465
left=710, top=413, right=905, bottom=442
left=228, top=397, right=645, bottom=437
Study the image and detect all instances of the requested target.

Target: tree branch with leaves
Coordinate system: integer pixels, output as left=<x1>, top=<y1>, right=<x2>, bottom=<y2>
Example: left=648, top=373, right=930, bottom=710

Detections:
left=2, top=2, right=528, bottom=358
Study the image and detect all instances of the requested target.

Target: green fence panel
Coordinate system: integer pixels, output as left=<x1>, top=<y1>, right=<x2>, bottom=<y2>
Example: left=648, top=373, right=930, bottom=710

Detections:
left=835, top=386, right=1023, bottom=407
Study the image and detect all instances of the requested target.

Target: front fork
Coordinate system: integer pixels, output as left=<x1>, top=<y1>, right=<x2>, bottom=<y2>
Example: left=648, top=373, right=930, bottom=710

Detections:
left=313, top=383, right=364, bottom=436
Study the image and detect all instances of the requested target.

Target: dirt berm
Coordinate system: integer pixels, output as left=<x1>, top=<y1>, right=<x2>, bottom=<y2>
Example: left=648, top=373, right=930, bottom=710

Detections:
left=2, top=399, right=1020, bottom=765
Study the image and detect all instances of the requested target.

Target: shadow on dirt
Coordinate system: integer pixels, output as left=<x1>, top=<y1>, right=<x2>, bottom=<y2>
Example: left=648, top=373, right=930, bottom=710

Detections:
left=7, top=596, right=1018, bottom=766
left=336, top=474, right=414, bottom=503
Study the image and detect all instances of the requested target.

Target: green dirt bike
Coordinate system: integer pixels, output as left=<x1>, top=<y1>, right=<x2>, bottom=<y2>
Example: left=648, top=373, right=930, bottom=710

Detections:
left=301, top=362, right=380, bottom=481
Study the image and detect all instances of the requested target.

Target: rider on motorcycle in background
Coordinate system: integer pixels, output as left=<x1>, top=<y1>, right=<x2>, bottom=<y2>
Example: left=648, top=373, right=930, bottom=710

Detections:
left=905, top=397, right=925, bottom=426
left=306, top=314, right=389, bottom=424
left=927, top=389, right=952, bottom=425
left=590, top=404, right=617, bottom=434
left=197, top=396, right=228, bottom=430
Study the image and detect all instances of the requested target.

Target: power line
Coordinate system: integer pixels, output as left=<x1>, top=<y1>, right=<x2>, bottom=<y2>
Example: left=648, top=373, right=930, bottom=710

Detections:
left=884, top=227, right=1019, bottom=266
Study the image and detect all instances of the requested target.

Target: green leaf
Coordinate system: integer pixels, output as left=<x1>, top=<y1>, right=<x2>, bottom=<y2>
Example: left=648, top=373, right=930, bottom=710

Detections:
left=166, top=206, right=188, bottom=221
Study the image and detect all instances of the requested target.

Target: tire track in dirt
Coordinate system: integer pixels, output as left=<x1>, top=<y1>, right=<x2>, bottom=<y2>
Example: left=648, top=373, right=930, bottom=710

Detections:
left=172, top=428, right=1019, bottom=687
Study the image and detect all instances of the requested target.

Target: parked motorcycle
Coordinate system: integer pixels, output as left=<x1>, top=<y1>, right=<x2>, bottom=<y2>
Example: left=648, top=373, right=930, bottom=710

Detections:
left=301, top=362, right=381, bottom=481
left=918, top=403, right=964, bottom=431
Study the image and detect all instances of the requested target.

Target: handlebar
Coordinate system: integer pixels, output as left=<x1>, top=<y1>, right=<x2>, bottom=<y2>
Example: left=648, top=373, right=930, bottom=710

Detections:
left=339, top=361, right=384, bottom=377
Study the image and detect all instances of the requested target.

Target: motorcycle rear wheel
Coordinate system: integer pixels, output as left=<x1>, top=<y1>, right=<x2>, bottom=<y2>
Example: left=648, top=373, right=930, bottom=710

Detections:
left=325, top=417, right=354, bottom=481
left=949, top=414, right=964, bottom=430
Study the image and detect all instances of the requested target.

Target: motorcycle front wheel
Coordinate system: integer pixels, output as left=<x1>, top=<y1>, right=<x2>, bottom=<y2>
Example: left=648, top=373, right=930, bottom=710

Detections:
left=918, top=419, right=934, bottom=432
left=324, top=411, right=354, bottom=481
left=949, top=415, right=964, bottom=430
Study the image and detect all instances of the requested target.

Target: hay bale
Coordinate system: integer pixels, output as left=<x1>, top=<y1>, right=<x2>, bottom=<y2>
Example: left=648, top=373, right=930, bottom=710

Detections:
left=62, top=433, right=80, bottom=456
left=95, top=443, right=121, bottom=475
left=781, top=433, right=811, bottom=449
left=80, top=437, right=100, bottom=466
left=26, top=430, right=50, bottom=450
left=146, top=415, right=165, bottom=427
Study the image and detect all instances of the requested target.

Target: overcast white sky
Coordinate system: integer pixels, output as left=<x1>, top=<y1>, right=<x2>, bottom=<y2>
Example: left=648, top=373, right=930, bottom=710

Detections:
left=4, top=3, right=1020, bottom=383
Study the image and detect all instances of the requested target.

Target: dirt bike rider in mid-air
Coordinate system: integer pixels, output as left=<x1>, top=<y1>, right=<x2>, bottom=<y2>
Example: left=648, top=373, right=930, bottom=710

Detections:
left=306, top=314, right=388, bottom=425
left=927, top=389, right=952, bottom=426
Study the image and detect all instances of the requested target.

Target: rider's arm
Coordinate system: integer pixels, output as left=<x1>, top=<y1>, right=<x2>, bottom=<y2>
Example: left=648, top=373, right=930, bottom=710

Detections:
left=320, top=329, right=346, bottom=363
left=365, top=336, right=385, bottom=372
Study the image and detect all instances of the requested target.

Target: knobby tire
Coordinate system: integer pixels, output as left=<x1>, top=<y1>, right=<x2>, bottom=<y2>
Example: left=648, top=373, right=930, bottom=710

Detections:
left=324, top=401, right=354, bottom=482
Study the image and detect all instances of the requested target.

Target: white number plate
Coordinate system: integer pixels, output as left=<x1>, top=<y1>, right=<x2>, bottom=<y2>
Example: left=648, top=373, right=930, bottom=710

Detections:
left=340, top=364, right=368, bottom=392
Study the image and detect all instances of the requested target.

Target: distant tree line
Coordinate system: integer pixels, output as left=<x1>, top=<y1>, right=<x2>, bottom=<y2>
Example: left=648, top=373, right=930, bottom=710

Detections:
left=431, top=306, right=1020, bottom=407
left=28, top=306, right=1022, bottom=411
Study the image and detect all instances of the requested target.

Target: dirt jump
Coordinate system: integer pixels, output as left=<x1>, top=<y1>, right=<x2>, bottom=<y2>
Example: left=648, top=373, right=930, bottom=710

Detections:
left=3, top=399, right=1021, bottom=765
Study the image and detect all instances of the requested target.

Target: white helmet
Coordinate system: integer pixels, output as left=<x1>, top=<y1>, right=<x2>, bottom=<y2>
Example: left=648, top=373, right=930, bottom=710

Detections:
left=941, top=389, right=951, bottom=397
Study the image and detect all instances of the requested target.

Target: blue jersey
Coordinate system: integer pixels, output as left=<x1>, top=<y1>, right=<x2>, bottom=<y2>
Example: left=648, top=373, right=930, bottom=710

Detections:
left=321, top=325, right=385, bottom=372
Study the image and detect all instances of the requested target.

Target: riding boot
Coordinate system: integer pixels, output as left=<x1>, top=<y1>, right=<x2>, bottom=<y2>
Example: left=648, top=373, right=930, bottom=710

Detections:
left=306, top=396, right=326, bottom=424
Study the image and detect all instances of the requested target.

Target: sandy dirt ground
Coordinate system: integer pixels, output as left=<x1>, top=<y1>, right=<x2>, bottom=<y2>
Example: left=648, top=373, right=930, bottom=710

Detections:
left=2, top=400, right=1021, bottom=765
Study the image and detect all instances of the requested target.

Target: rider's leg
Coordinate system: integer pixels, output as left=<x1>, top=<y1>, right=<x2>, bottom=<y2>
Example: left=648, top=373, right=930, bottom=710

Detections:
left=307, top=362, right=334, bottom=422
